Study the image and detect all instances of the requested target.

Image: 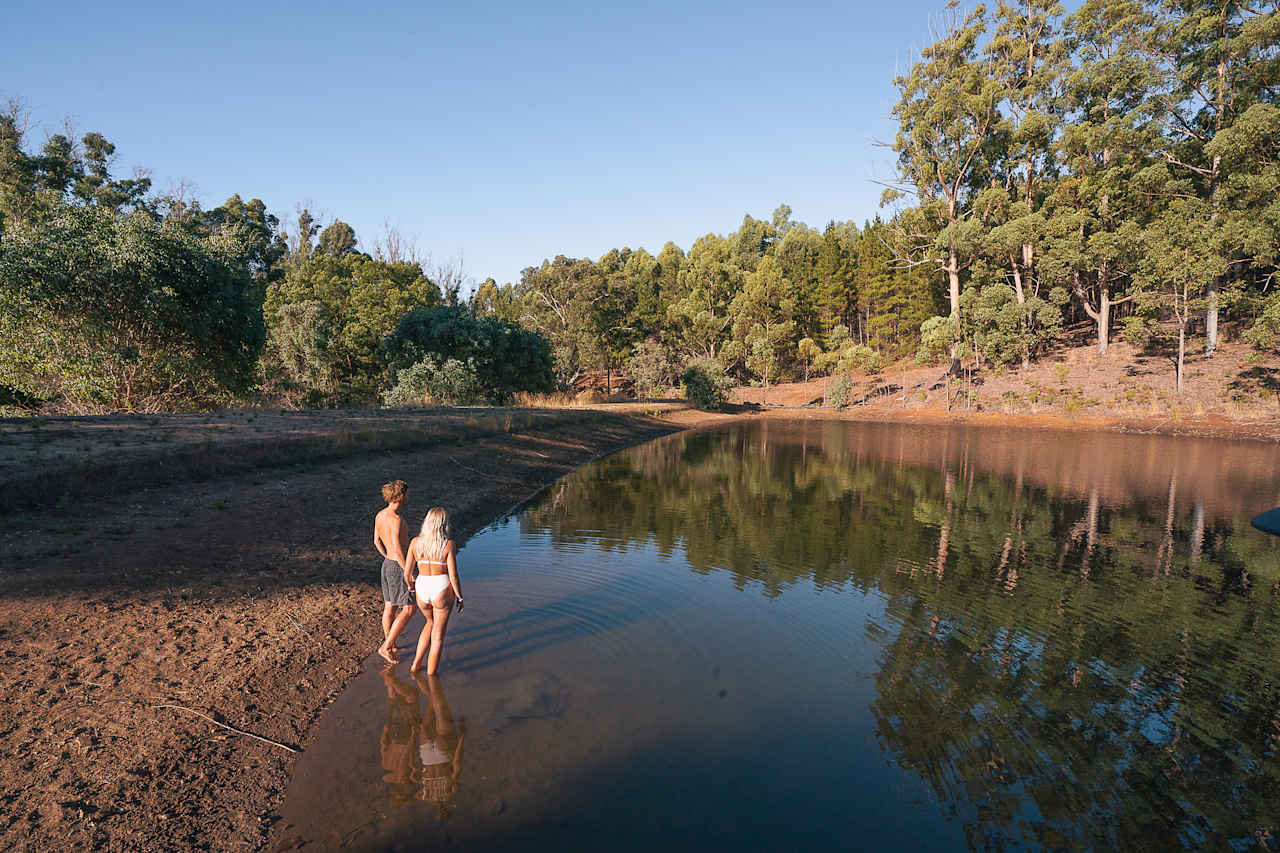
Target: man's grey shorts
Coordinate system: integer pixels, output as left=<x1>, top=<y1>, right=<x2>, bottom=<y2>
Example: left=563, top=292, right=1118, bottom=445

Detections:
left=380, top=558, right=413, bottom=606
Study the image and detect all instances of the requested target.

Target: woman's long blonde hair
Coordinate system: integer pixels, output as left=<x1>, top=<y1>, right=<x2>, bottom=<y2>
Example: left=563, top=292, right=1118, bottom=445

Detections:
left=418, top=506, right=453, bottom=562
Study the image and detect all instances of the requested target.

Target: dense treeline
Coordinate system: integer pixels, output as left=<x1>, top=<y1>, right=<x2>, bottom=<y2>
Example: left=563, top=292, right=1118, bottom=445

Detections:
left=884, top=0, right=1280, bottom=392
left=0, top=115, right=554, bottom=411
left=474, top=209, right=941, bottom=395
left=477, top=0, right=1279, bottom=397
left=1, top=0, right=1276, bottom=413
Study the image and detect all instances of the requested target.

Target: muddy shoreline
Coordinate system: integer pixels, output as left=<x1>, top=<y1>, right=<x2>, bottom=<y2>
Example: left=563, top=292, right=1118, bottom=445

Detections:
left=0, top=408, right=729, bottom=852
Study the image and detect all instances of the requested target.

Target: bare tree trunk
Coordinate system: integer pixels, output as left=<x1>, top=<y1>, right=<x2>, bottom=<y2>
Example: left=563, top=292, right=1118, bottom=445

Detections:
left=1177, top=320, right=1186, bottom=395
left=947, top=249, right=962, bottom=375
left=1010, top=251, right=1030, bottom=368
left=1098, top=287, right=1110, bottom=356
left=1190, top=499, right=1205, bottom=568
left=1206, top=54, right=1226, bottom=357
left=1082, top=488, right=1099, bottom=579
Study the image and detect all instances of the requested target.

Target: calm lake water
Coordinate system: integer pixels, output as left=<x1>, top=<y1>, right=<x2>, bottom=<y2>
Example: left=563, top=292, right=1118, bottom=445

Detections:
left=281, top=420, right=1280, bottom=852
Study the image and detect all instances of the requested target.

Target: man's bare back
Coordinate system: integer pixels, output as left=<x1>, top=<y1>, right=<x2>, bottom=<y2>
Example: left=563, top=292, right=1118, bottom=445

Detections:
left=374, top=505, right=410, bottom=569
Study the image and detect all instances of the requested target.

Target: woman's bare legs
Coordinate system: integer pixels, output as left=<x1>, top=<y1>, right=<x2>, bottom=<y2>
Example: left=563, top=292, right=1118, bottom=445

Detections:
left=410, top=596, right=435, bottom=672
left=425, top=603, right=453, bottom=675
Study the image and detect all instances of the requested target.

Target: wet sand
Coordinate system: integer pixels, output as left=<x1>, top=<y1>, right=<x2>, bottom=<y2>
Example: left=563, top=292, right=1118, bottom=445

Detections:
left=0, top=407, right=729, bottom=852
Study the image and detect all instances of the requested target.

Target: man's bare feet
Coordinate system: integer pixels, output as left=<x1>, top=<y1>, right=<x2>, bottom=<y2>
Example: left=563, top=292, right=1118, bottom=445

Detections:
left=378, top=644, right=397, bottom=663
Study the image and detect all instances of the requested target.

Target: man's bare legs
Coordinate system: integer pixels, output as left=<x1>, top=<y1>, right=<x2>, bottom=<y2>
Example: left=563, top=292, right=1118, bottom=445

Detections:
left=378, top=604, right=414, bottom=662
left=381, top=602, right=395, bottom=642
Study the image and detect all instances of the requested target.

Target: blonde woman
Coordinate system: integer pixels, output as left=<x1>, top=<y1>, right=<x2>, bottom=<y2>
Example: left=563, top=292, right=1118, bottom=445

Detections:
left=405, top=507, right=464, bottom=674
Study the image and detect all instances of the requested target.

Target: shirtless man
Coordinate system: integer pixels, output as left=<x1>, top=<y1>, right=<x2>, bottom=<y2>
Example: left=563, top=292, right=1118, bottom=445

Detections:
left=375, top=480, right=414, bottom=663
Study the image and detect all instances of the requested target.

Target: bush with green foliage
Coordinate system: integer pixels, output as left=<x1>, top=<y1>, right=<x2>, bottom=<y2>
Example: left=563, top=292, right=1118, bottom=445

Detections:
left=0, top=203, right=264, bottom=411
left=383, top=305, right=555, bottom=403
left=680, top=358, right=734, bottom=410
left=836, top=344, right=883, bottom=375
left=263, top=249, right=439, bottom=404
left=626, top=339, right=678, bottom=397
left=916, top=315, right=960, bottom=365
left=827, top=375, right=855, bottom=409
left=960, top=284, right=1065, bottom=367
left=381, top=355, right=484, bottom=406
left=1245, top=291, right=1280, bottom=351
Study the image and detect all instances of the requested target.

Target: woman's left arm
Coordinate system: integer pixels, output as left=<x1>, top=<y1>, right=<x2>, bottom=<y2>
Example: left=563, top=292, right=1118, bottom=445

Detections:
left=447, top=542, right=463, bottom=608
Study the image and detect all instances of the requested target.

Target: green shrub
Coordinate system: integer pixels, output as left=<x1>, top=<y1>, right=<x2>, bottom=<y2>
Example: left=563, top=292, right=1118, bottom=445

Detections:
left=1245, top=291, right=1280, bottom=351
left=915, top=315, right=957, bottom=364
left=382, top=355, right=484, bottom=406
left=680, top=359, right=733, bottom=410
left=837, top=344, right=883, bottom=375
left=1, top=204, right=265, bottom=411
left=626, top=340, right=677, bottom=397
left=383, top=306, right=555, bottom=403
left=827, top=376, right=854, bottom=410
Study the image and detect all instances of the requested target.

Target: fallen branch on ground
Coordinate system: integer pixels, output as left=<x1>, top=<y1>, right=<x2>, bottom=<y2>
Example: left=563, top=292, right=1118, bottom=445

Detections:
left=449, top=456, right=519, bottom=483
left=159, top=704, right=300, bottom=754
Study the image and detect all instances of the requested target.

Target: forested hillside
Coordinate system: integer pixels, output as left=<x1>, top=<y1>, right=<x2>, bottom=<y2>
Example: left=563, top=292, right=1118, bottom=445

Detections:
left=1, top=0, right=1276, bottom=414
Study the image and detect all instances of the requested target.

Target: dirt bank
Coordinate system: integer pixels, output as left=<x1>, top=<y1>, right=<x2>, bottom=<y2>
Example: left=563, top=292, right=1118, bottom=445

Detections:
left=758, top=406, right=1280, bottom=443
left=732, top=339, right=1280, bottom=444
left=0, top=406, right=730, bottom=852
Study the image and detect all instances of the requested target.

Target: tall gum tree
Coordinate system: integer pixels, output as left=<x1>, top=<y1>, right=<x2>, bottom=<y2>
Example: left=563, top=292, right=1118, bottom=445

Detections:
left=1135, top=198, right=1226, bottom=393
left=886, top=1, right=1004, bottom=371
left=1150, top=0, right=1280, bottom=355
left=1044, top=0, right=1159, bottom=356
left=985, top=0, right=1070, bottom=311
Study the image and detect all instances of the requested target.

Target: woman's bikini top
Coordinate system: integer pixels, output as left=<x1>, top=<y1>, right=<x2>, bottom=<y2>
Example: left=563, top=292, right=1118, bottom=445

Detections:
left=415, top=541, right=450, bottom=573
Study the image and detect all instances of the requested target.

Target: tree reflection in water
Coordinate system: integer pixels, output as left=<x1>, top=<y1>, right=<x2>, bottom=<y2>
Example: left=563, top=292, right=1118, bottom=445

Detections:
left=522, top=421, right=1280, bottom=850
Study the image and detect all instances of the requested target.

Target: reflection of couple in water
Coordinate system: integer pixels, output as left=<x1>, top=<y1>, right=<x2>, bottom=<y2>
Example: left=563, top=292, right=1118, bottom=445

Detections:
left=380, top=668, right=466, bottom=819
left=374, top=480, right=465, bottom=673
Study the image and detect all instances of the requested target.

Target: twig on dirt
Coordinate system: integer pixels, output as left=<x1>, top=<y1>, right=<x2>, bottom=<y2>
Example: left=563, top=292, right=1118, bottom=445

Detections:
left=1132, top=418, right=1173, bottom=435
left=285, top=615, right=314, bottom=641
left=449, top=456, right=518, bottom=483
left=158, top=704, right=300, bottom=754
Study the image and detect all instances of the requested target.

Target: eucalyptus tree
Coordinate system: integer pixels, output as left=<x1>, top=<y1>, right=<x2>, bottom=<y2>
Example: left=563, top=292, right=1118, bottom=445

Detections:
left=725, top=254, right=797, bottom=391
left=886, top=1, right=1006, bottom=369
left=470, top=277, right=522, bottom=323
left=1149, top=0, right=1280, bottom=355
left=0, top=116, right=151, bottom=227
left=316, top=219, right=357, bottom=257
left=619, top=247, right=664, bottom=340
left=262, top=236, right=441, bottom=403
left=0, top=106, right=32, bottom=228
left=1042, top=0, right=1159, bottom=356
left=655, top=241, right=685, bottom=297
left=665, top=233, right=741, bottom=362
left=515, top=255, right=603, bottom=387
left=984, top=0, right=1070, bottom=307
left=1133, top=198, right=1226, bottom=393
left=592, top=248, right=642, bottom=393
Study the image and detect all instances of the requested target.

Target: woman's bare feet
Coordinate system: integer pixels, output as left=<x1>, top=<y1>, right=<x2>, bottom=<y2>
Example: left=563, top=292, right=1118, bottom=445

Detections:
left=377, top=643, right=397, bottom=664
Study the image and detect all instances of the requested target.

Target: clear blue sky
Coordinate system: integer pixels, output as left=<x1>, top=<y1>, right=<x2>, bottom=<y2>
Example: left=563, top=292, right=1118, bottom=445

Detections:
left=4, top=0, right=1052, bottom=289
